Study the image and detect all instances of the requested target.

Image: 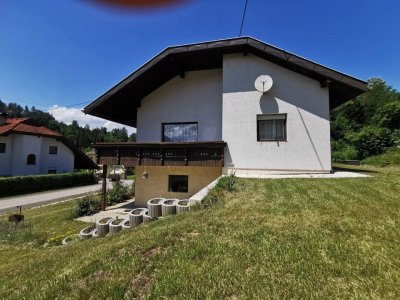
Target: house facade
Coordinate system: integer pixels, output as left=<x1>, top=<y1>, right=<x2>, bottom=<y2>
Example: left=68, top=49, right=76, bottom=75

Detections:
left=84, top=37, right=368, bottom=206
left=0, top=114, right=98, bottom=176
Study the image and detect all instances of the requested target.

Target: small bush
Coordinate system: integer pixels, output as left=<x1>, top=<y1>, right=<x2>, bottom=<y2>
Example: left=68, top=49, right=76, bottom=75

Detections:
left=218, top=173, right=237, bottom=192
left=346, top=126, right=394, bottom=159
left=73, top=195, right=101, bottom=218
left=0, top=172, right=98, bottom=197
left=107, top=182, right=129, bottom=205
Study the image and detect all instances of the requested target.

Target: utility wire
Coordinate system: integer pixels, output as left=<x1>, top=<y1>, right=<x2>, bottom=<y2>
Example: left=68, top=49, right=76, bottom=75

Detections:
left=239, top=0, right=249, bottom=37
left=0, top=95, right=91, bottom=110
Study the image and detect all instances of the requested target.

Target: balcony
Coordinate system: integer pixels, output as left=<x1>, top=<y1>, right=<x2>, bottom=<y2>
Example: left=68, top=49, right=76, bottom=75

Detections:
left=93, top=141, right=226, bottom=167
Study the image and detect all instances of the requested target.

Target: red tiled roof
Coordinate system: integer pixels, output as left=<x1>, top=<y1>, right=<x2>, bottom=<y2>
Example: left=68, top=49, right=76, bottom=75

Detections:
left=0, top=118, right=62, bottom=137
left=0, top=118, right=28, bottom=135
left=0, top=117, right=99, bottom=169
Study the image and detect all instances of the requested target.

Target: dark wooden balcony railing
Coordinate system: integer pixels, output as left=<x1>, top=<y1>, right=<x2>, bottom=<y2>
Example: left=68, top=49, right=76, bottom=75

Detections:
left=92, top=141, right=226, bottom=167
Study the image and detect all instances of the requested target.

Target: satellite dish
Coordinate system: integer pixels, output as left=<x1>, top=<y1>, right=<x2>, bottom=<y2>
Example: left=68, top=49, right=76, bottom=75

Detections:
left=254, top=75, right=273, bottom=93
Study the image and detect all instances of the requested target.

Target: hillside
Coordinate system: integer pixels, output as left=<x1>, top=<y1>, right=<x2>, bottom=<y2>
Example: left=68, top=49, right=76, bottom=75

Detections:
left=331, top=78, right=400, bottom=163
left=1, top=165, right=399, bottom=299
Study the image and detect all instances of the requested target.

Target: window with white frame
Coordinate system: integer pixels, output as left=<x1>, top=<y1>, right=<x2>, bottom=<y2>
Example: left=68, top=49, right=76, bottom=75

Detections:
left=257, top=114, right=287, bottom=141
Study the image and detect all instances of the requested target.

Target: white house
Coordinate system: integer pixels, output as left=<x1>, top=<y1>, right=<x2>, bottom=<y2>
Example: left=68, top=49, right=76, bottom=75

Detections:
left=84, top=37, right=368, bottom=206
left=0, top=113, right=98, bottom=176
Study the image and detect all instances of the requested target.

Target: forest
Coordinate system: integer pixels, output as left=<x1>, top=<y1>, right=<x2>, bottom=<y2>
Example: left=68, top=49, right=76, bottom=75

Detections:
left=0, top=100, right=136, bottom=151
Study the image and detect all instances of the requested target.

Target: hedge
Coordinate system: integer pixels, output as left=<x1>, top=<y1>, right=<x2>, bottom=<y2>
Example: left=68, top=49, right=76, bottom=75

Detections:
left=0, top=172, right=98, bottom=197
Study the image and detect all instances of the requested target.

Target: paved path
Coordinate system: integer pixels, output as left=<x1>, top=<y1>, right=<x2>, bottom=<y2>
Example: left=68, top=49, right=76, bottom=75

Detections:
left=0, top=180, right=133, bottom=215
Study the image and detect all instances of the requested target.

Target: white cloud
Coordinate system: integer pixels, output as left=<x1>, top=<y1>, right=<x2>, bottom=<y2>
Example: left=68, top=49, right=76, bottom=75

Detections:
left=48, top=105, right=136, bottom=135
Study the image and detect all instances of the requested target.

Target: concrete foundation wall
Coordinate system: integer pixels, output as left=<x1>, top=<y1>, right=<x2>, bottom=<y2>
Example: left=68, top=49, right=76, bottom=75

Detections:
left=135, top=166, right=222, bottom=206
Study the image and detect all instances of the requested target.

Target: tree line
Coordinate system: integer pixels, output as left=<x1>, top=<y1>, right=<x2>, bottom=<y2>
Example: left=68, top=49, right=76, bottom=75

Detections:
left=0, top=100, right=136, bottom=151
left=331, top=78, right=400, bottom=161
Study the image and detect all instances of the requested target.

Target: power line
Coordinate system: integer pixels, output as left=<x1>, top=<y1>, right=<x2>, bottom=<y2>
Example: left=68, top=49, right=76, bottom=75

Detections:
left=0, top=95, right=91, bottom=110
left=239, top=0, right=249, bottom=37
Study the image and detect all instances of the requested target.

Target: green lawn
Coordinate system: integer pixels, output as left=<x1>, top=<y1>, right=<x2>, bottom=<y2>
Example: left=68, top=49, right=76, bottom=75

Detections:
left=0, top=165, right=399, bottom=299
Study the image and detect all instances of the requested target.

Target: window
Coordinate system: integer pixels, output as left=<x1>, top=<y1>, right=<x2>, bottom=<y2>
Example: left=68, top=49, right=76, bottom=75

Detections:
left=0, top=143, right=5, bottom=153
left=48, top=169, right=57, bottom=174
left=162, top=123, right=198, bottom=142
left=257, top=114, right=287, bottom=141
left=49, top=145, right=58, bottom=155
left=168, top=175, right=188, bottom=193
left=27, top=154, right=36, bottom=165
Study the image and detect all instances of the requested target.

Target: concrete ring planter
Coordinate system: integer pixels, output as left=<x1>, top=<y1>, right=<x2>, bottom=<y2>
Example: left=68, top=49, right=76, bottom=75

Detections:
left=109, top=218, right=124, bottom=234
left=129, top=208, right=147, bottom=227
left=161, top=199, right=178, bottom=217
left=176, top=200, right=191, bottom=214
left=79, top=225, right=96, bottom=240
left=142, top=210, right=156, bottom=224
left=62, top=234, right=80, bottom=245
left=96, top=217, right=114, bottom=237
left=121, top=219, right=131, bottom=230
left=147, top=198, right=165, bottom=218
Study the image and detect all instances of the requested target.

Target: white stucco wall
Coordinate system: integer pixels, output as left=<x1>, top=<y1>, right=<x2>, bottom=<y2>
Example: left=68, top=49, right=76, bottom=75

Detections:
left=40, top=138, right=74, bottom=174
left=0, top=134, right=74, bottom=176
left=136, top=69, right=222, bottom=142
left=222, top=53, right=331, bottom=172
left=11, top=134, right=42, bottom=176
left=0, top=135, right=12, bottom=176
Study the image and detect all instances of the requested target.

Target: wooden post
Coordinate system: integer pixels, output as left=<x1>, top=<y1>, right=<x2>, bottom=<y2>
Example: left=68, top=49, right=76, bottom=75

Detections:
left=101, top=164, right=107, bottom=211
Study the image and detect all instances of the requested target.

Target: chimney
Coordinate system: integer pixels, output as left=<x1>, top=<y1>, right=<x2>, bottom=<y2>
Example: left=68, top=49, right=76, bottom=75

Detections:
left=0, top=112, right=8, bottom=126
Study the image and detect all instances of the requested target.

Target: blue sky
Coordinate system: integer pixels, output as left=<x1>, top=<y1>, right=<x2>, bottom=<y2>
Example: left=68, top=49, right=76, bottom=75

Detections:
left=0, top=0, right=399, bottom=130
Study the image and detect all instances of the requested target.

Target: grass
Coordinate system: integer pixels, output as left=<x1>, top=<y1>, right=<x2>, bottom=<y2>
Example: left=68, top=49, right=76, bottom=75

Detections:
left=363, top=148, right=400, bottom=167
left=0, top=165, right=399, bottom=299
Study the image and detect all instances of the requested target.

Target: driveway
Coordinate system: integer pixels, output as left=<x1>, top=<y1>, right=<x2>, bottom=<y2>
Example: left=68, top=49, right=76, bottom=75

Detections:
left=0, top=180, right=133, bottom=215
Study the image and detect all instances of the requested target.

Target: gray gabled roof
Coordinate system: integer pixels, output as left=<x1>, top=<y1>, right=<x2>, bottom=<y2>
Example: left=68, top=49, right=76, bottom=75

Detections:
left=84, top=37, right=368, bottom=127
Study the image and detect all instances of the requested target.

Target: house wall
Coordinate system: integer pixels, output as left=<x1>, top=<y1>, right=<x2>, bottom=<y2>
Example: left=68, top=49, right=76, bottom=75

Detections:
left=0, top=135, right=12, bottom=176
left=222, top=53, right=332, bottom=173
left=136, top=69, right=222, bottom=142
left=135, top=166, right=222, bottom=206
left=40, top=138, right=74, bottom=174
left=0, top=134, right=75, bottom=176
left=11, top=134, right=42, bottom=176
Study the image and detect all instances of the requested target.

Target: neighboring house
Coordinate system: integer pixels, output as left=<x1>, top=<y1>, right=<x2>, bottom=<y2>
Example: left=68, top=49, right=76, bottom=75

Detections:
left=0, top=113, right=98, bottom=176
left=84, top=37, right=368, bottom=206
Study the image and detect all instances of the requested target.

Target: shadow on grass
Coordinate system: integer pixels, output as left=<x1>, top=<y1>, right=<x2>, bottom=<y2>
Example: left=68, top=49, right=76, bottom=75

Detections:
left=332, top=165, right=378, bottom=174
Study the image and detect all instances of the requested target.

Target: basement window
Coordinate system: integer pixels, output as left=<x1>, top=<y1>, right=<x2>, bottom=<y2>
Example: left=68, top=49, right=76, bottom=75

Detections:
left=0, top=143, right=5, bottom=153
left=162, top=123, right=198, bottom=142
left=48, top=169, right=57, bottom=174
left=49, top=145, right=58, bottom=155
left=257, top=114, right=287, bottom=141
left=168, top=175, right=188, bottom=193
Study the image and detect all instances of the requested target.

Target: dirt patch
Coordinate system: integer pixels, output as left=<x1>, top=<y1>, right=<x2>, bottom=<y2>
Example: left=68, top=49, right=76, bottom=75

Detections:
left=141, top=246, right=169, bottom=262
left=128, top=272, right=152, bottom=299
left=75, top=270, right=112, bottom=290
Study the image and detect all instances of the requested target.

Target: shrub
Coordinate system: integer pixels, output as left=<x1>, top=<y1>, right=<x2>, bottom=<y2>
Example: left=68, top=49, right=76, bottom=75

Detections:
left=72, top=195, right=101, bottom=218
left=346, top=126, right=394, bottom=159
left=331, top=140, right=359, bottom=162
left=0, top=172, right=98, bottom=197
left=107, top=182, right=129, bottom=205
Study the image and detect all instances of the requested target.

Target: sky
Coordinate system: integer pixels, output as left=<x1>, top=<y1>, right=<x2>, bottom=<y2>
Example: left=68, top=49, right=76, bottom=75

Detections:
left=1, top=0, right=399, bottom=133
